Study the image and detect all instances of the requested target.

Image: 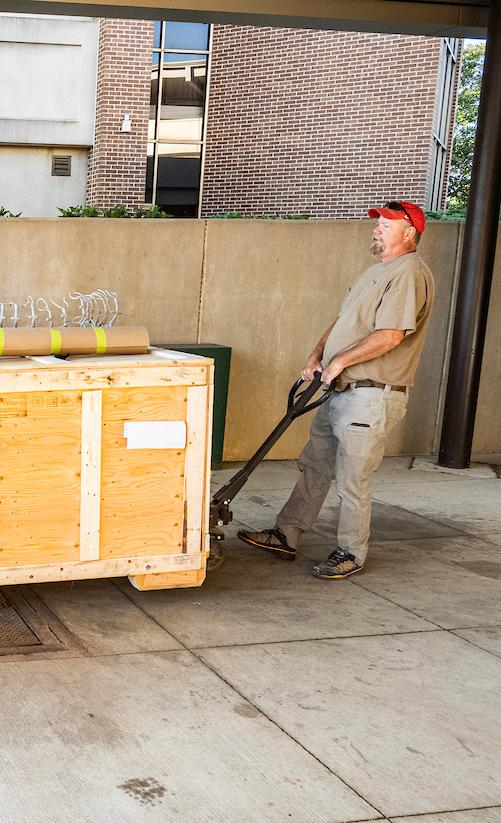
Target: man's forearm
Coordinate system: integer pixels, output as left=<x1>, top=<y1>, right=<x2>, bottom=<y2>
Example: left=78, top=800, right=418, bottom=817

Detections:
left=319, top=328, right=405, bottom=384
left=333, top=329, right=405, bottom=371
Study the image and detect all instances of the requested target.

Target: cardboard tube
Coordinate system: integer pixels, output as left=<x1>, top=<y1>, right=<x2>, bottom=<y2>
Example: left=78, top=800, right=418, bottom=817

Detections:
left=0, top=326, right=150, bottom=357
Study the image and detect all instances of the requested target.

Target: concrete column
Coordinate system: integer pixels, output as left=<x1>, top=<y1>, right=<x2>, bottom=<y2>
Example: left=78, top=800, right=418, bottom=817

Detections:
left=439, top=0, right=501, bottom=468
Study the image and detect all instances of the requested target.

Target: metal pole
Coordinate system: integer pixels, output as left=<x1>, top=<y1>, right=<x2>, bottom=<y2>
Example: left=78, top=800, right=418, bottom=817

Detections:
left=438, top=0, right=501, bottom=468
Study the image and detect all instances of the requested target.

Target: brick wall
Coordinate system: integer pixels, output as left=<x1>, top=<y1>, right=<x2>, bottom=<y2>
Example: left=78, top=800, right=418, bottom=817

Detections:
left=201, top=27, right=445, bottom=219
left=86, top=18, right=153, bottom=211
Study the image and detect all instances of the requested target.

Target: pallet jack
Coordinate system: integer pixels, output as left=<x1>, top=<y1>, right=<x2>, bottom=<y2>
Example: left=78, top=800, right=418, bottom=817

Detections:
left=207, top=373, right=336, bottom=570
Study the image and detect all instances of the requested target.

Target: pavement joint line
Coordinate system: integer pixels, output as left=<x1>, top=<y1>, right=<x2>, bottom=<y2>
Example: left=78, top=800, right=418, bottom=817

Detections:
left=348, top=579, right=445, bottom=631
left=447, top=630, right=501, bottom=662
left=346, top=819, right=389, bottom=822
left=0, top=645, right=188, bottom=665
left=188, top=628, right=446, bottom=652
left=350, top=577, right=501, bottom=655
left=8, top=625, right=500, bottom=665
left=114, top=580, right=385, bottom=820
left=334, top=817, right=387, bottom=822
left=350, top=574, right=501, bottom=663
left=448, top=623, right=501, bottom=630
left=4, top=629, right=446, bottom=661
left=385, top=802, right=501, bottom=819
left=190, top=649, right=386, bottom=820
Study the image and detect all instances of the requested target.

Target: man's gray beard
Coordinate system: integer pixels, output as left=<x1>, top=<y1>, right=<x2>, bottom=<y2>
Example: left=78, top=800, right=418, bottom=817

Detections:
left=370, top=240, right=383, bottom=256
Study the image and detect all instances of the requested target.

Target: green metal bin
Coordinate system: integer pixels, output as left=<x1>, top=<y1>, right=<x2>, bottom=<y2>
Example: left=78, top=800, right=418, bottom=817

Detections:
left=159, top=343, right=231, bottom=470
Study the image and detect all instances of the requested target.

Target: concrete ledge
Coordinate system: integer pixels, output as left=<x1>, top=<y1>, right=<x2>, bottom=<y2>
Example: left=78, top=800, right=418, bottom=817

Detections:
left=410, top=455, right=498, bottom=479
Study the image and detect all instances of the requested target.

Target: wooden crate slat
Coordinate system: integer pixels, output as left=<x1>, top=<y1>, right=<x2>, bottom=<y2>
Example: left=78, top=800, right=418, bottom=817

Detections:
left=80, top=390, right=102, bottom=561
left=202, top=377, right=215, bottom=555
left=0, top=365, right=209, bottom=393
left=129, top=567, right=205, bottom=591
left=0, top=552, right=202, bottom=586
left=185, top=384, right=210, bottom=555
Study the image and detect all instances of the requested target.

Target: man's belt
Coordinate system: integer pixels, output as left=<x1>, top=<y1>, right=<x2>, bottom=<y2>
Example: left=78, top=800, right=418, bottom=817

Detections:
left=351, top=380, right=407, bottom=393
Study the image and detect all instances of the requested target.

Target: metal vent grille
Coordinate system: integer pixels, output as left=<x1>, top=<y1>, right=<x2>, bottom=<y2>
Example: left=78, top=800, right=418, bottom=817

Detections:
left=0, top=587, right=82, bottom=658
left=0, top=591, right=40, bottom=648
left=52, top=155, right=72, bottom=177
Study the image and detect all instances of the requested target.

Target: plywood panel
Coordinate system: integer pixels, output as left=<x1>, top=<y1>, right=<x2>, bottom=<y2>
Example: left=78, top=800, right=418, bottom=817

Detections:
left=0, top=391, right=81, bottom=564
left=100, top=386, right=187, bottom=558
left=102, top=385, right=187, bottom=421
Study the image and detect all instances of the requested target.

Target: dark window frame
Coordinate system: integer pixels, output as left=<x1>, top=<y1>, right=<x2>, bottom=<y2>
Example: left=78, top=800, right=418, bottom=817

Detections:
left=147, top=21, right=212, bottom=216
left=428, top=38, right=460, bottom=212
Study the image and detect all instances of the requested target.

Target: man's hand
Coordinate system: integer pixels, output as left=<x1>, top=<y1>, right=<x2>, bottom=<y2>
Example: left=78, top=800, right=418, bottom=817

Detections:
left=301, top=357, right=322, bottom=381
left=320, top=358, right=344, bottom=385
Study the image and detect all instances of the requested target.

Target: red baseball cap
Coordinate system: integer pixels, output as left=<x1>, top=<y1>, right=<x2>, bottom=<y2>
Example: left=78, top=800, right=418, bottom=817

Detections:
left=368, top=201, right=426, bottom=234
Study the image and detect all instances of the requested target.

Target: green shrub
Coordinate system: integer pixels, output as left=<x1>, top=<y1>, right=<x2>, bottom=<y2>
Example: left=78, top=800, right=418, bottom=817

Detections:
left=131, top=205, right=173, bottom=218
left=58, top=203, right=174, bottom=218
left=214, top=212, right=310, bottom=220
left=58, top=205, right=100, bottom=217
left=426, top=209, right=466, bottom=221
left=102, top=204, right=129, bottom=218
left=0, top=206, right=22, bottom=217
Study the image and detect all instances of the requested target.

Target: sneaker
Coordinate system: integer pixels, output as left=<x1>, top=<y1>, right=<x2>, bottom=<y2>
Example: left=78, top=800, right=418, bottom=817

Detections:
left=237, top=528, right=296, bottom=560
left=312, top=548, right=363, bottom=579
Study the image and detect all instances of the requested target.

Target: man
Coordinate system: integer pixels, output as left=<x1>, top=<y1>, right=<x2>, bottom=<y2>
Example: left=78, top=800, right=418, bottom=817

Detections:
left=238, top=200, right=435, bottom=580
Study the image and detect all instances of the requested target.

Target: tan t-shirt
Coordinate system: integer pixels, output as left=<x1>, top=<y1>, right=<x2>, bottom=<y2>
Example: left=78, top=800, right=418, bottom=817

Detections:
left=322, top=252, right=435, bottom=390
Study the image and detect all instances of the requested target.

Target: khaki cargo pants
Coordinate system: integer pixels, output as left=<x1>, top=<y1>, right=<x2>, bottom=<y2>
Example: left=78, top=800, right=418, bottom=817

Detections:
left=276, top=385, right=408, bottom=565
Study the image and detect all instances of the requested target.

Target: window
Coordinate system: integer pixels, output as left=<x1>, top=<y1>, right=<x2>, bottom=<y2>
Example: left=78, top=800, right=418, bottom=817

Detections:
left=147, top=21, right=211, bottom=217
left=428, top=38, right=460, bottom=212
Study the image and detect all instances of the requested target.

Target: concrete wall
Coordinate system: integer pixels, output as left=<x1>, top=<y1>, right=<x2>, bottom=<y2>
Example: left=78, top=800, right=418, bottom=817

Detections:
left=0, top=15, right=98, bottom=146
left=0, top=218, right=499, bottom=459
left=0, top=14, right=98, bottom=217
left=0, top=147, right=89, bottom=217
left=199, top=219, right=462, bottom=458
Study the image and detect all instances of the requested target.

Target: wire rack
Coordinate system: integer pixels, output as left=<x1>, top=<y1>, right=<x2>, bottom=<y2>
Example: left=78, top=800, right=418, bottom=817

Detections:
left=0, top=290, right=119, bottom=328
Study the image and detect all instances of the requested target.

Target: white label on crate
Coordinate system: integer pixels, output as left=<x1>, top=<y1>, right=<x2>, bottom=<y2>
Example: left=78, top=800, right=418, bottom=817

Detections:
left=124, top=421, right=187, bottom=449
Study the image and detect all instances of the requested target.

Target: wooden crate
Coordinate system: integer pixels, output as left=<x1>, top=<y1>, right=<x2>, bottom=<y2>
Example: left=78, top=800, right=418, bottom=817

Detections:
left=0, top=348, right=213, bottom=590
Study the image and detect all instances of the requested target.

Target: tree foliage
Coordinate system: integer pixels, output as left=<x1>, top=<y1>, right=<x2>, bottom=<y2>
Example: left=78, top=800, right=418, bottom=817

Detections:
left=447, top=42, right=486, bottom=212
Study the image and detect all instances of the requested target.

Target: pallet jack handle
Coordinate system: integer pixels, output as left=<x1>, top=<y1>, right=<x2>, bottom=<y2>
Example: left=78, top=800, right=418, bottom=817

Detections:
left=209, top=373, right=336, bottom=553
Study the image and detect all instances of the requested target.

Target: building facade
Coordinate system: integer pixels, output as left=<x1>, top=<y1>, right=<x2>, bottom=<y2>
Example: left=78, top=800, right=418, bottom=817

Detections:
left=0, top=15, right=461, bottom=218
left=0, top=13, right=98, bottom=217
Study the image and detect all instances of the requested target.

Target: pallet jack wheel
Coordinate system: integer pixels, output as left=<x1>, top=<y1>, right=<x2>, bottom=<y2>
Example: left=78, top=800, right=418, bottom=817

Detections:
left=207, top=538, right=225, bottom=572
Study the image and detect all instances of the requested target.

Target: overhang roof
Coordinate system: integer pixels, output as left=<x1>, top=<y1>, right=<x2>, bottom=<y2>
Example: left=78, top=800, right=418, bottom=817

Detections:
left=0, top=0, right=488, bottom=37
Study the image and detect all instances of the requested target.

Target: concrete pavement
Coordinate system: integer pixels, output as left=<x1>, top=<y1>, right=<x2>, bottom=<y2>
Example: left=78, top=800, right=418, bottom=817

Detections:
left=0, top=456, right=500, bottom=822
